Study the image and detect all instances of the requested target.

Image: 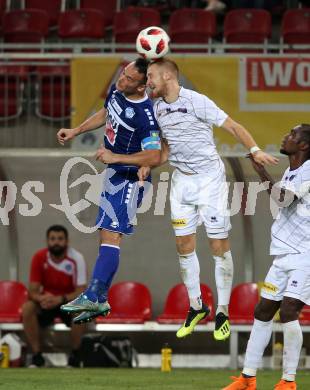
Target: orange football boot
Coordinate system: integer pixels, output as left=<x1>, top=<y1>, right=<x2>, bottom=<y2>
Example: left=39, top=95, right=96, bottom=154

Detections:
left=274, top=379, right=297, bottom=389
left=222, top=375, right=257, bottom=390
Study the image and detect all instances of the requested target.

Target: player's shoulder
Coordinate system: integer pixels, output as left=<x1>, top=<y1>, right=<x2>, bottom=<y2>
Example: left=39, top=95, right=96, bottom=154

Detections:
left=179, top=87, right=211, bottom=108
left=32, top=248, right=48, bottom=265
left=179, top=87, right=205, bottom=100
left=67, top=247, right=85, bottom=264
left=300, top=159, right=310, bottom=176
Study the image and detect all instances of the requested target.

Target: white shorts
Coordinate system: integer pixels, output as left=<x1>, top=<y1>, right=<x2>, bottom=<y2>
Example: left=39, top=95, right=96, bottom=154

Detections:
left=170, top=159, right=231, bottom=238
left=261, top=251, right=310, bottom=305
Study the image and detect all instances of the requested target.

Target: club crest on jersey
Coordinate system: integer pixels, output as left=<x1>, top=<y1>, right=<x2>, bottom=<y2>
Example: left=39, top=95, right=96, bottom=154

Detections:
left=125, top=107, right=135, bottom=119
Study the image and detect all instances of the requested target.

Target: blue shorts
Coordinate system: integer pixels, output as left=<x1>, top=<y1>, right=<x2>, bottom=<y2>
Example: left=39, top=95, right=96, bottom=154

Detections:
left=96, top=166, right=150, bottom=235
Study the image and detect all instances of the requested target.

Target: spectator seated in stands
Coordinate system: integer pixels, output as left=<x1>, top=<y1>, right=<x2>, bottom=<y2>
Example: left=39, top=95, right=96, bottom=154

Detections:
left=22, top=225, right=87, bottom=367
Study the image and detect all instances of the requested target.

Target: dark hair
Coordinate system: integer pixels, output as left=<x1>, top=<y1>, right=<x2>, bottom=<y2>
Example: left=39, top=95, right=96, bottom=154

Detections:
left=299, top=124, right=310, bottom=158
left=134, top=57, right=149, bottom=84
left=149, top=58, right=179, bottom=78
left=46, top=225, right=68, bottom=239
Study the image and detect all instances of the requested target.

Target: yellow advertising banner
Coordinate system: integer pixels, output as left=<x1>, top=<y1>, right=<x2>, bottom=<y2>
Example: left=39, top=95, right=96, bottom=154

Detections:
left=71, top=57, right=123, bottom=128
left=71, top=56, right=310, bottom=148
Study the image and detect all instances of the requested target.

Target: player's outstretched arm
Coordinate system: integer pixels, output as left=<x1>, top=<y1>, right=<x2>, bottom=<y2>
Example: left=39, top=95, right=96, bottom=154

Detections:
left=247, top=154, right=296, bottom=206
left=222, top=117, right=279, bottom=166
left=95, top=145, right=161, bottom=167
left=57, top=107, right=107, bottom=146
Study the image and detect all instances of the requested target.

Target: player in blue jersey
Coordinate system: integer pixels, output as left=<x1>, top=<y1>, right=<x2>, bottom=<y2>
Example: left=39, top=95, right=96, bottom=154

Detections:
left=56, top=58, right=161, bottom=324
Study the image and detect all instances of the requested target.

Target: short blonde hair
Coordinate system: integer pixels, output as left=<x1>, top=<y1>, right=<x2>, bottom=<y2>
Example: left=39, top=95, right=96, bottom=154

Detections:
left=149, top=58, right=179, bottom=78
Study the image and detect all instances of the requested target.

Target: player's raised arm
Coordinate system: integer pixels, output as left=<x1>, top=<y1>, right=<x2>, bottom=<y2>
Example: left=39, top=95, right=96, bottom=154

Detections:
left=57, top=107, right=107, bottom=146
left=221, top=117, right=279, bottom=166
left=247, top=154, right=296, bottom=207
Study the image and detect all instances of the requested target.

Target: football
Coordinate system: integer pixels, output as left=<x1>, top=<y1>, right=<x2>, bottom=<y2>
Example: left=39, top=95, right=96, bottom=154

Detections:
left=136, top=26, right=170, bottom=60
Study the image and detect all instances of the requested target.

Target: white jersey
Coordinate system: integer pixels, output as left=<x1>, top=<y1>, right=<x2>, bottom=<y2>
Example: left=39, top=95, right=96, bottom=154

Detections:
left=153, top=87, right=228, bottom=174
left=270, top=160, right=310, bottom=255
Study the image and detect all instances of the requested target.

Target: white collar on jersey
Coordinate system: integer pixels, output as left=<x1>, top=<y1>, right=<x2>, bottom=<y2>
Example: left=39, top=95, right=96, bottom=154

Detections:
left=123, top=93, right=148, bottom=103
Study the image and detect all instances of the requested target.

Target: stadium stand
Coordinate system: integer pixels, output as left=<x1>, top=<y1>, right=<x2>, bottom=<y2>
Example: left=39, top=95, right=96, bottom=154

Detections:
left=229, top=283, right=259, bottom=324
left=157, top=283, right=214, bottom=323
left=281, top=8, right=310, bottom=52
left=80, top=0, right=117, bottom=28
left=58, top=9, right=106, bottom=40
left=169, top=8, right=216, bottom=52
left=24, top=0, right=63, bottom=28
left=0, top=65, right=29, bottom=119
left=114, top=7, right=161, bottom=48
left=0, top=281, right=28, bottom=323
left=96, top=282, right=152, bottom=324
left=35, top=65, right=71, bottom=120
left=2, top=9, right=49, bottom=45
left=300, top=305, right=310, bottom=325
left=223, top=8, right=272, bottom=52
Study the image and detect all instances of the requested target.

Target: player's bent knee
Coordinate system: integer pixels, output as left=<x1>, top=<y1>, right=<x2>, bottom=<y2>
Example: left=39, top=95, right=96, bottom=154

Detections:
left=254, top=300, right=279, bottom=322
left=100, top=229, right=122, bottom=246
left=176, top=235, right=195, bottom=255
left=22, top=300, right=38, bottom=319
left=279, top=299, right=303, bottom=322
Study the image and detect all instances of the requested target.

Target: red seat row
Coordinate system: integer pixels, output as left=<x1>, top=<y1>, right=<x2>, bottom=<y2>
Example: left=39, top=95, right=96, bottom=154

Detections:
left=1, top=280, right=310, bottom=325
left=0, top=65, right=70, bottom=120
left=1, top=7, right=310, bottom=51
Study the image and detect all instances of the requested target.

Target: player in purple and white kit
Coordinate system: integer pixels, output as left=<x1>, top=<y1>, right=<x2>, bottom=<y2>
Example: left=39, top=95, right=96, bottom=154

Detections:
left=223, top=124, right=310, bottom=390
left=56, top=58, right=161, bottom=324
left=144, top=58, right=278, bottom=341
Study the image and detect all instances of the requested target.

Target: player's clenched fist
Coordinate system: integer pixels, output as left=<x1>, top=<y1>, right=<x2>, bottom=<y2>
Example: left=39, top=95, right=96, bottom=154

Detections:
left=95, top=145, right=117, bottom=164
left=57, top=128, right=78, bottom=145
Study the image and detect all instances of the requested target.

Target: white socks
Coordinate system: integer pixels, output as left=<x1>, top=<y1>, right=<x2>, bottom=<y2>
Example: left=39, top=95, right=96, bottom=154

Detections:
left=213, top=250, right=234, bottom=315
left=178, top=251, right=202, bottom=310
left=243, top=319, right=273, bottom=377
left=282, top=320, right=303, bottom=382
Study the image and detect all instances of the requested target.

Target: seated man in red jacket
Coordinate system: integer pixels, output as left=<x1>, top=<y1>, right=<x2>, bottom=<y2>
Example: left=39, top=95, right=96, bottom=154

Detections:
left=22, top=225, right=87, bottom=367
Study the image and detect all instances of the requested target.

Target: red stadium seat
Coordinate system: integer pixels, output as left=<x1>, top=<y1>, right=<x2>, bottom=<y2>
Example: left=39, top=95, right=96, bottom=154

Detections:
left=80, top=0, right=117, bottom=27
left=58, top=9, right=106, bottom=40
left=281, top=9, right=310, bottom=52
left=0, top=281, right=28, bottom=323
left=35, top=66, right=70, bottom=120
left=224, top=9, right=271, bottom=52
left=0, top=65, right=29, bottom=119
left=157, top=283, right=214, bottom=324
left=229, top=283, right=259, bottom=324
left=25, top=0, right=62, bottom=27
left=300, top=305, right=310, bottom=325
left=96, top=282, right=152, bottom=324
left=169, top=8, right=216, bottom=52
left=2, top=10, right=49, bottom=44
left=114, top=7, right=160, bottom=49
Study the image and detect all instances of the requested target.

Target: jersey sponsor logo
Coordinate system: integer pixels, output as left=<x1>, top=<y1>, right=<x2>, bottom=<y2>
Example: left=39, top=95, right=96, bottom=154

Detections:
left=125, top=107, right=135, bottom=119
left=105, top=116, right=119, bottom=146
left=172, top=218, right=187, bottom=227
left=166, top=107, right=188, bottom=114
left=111, top=98, right=123, bottom=115
left=262, top=282, right=278, bottom=294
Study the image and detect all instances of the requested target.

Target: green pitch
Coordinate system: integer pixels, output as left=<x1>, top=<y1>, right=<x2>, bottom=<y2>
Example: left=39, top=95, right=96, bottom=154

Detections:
left=1, top=369, right=309, bottom=390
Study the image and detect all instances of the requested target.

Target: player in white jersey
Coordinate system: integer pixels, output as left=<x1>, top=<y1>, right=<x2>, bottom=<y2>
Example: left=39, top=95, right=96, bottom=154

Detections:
left=143, top=58, right=278, bottom=341
left=223, top=124, right=310, bottom=390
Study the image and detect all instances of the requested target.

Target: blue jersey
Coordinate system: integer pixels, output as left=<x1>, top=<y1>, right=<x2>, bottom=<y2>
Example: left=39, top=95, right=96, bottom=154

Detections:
left=104, top=84, right=160, bottom=172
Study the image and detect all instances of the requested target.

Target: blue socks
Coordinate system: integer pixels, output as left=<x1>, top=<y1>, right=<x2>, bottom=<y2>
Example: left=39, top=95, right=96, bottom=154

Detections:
left=85, top=244, right=120, bottom=303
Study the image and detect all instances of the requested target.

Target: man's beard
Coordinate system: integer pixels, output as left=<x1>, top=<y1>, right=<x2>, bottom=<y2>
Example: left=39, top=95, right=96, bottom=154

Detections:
left=48, top=245, right=66, bottom=257
left=280, top=148, right=289, bottom=155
